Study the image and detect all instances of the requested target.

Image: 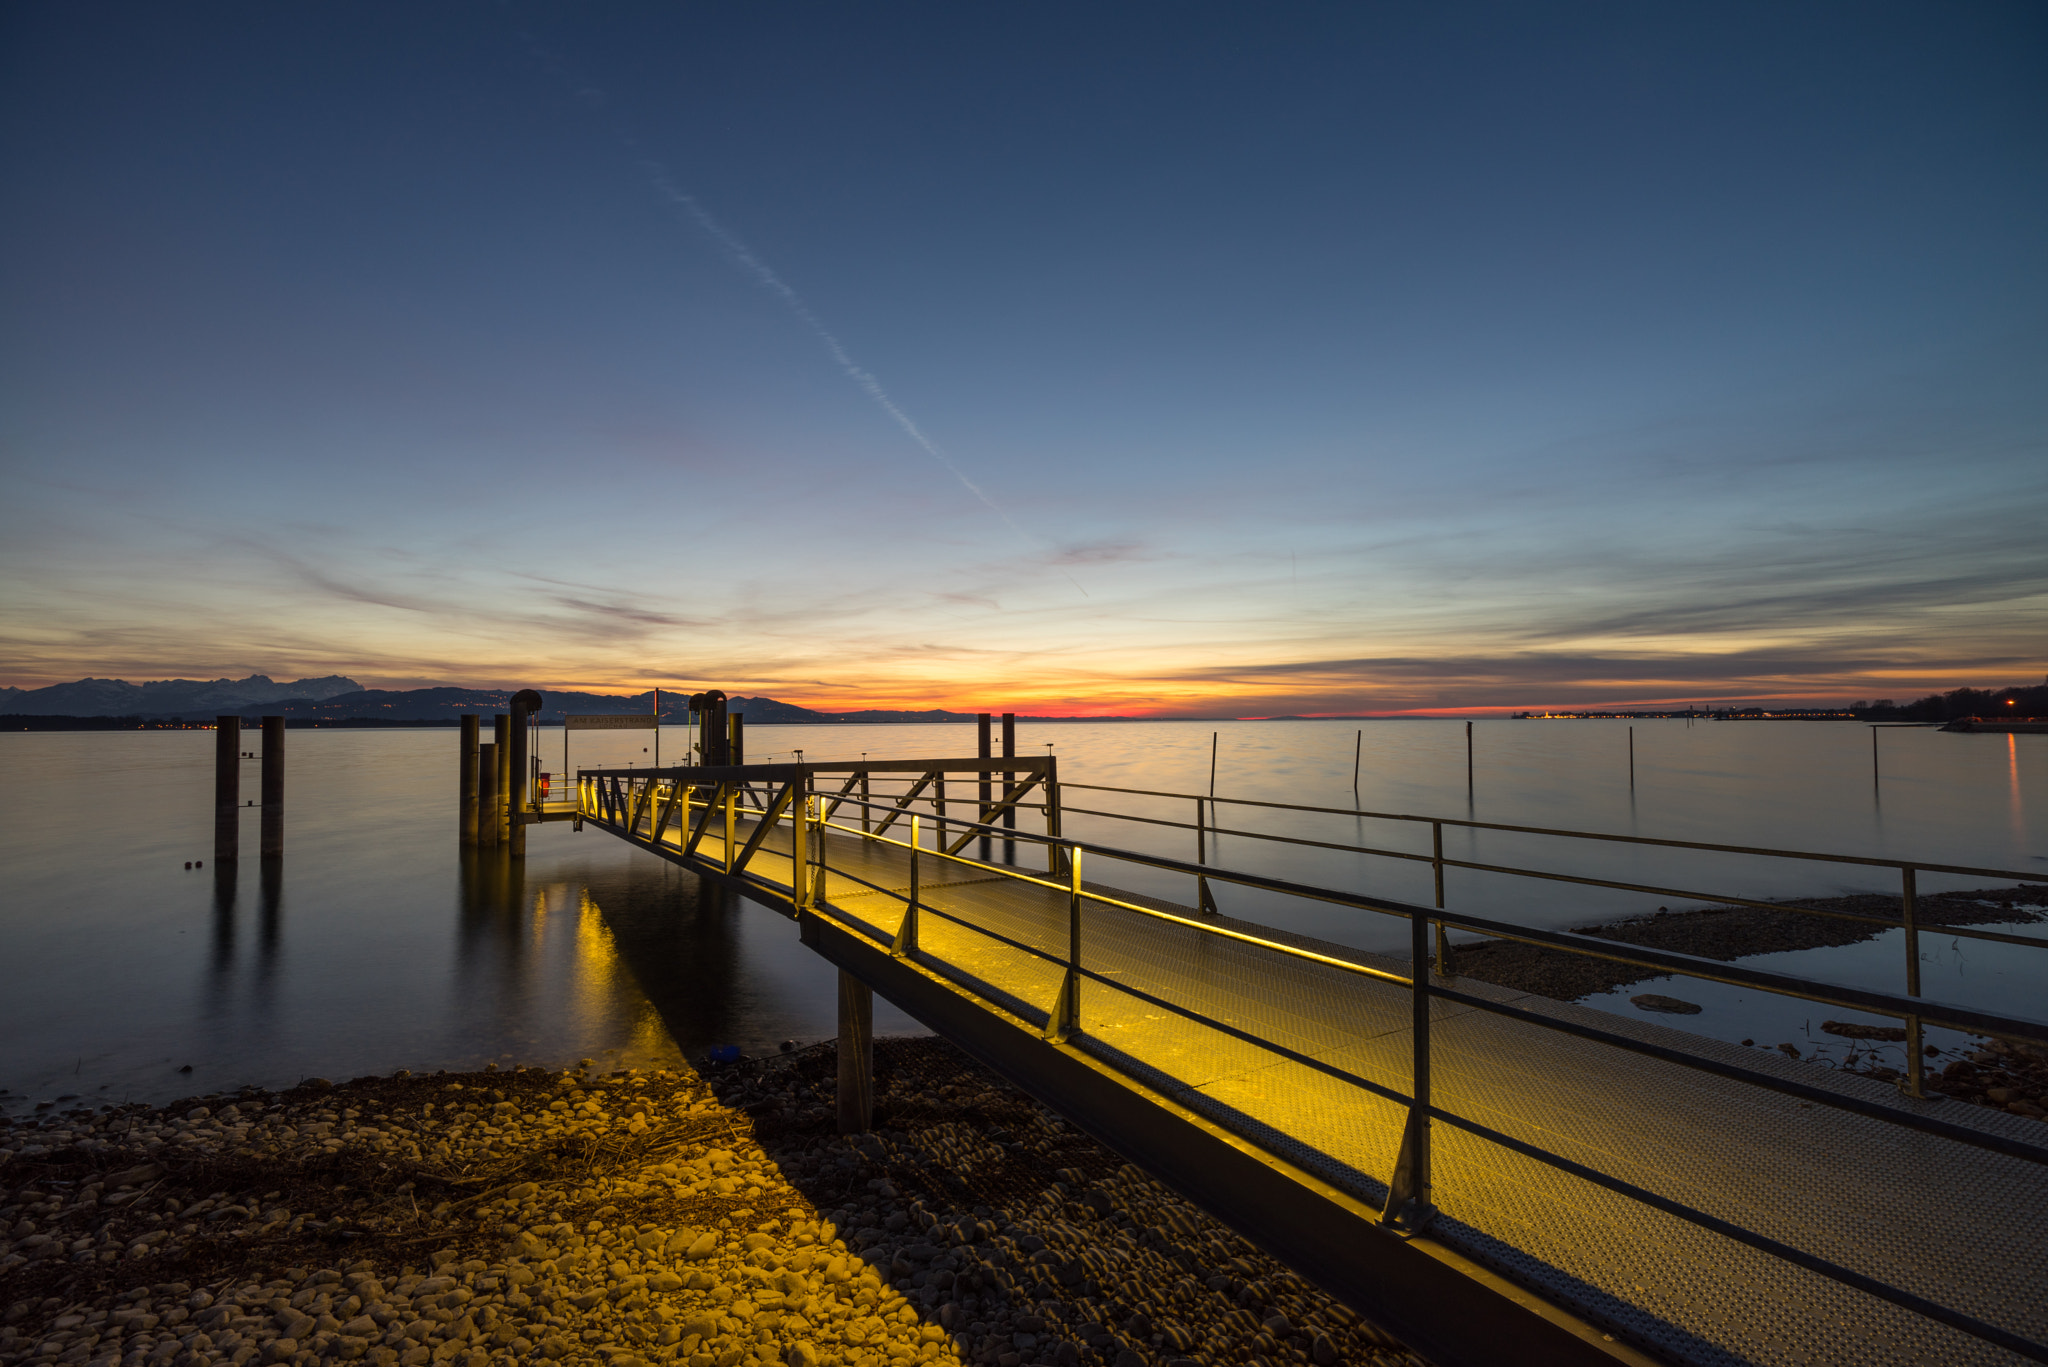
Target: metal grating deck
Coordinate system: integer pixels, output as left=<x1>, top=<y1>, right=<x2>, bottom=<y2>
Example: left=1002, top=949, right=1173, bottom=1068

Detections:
left=617, top=805, right=2048, bottom=1366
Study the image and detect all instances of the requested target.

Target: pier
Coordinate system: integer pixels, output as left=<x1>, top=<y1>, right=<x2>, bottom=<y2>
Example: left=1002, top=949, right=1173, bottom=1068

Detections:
left=467, top=720, right=2048, bottom=1367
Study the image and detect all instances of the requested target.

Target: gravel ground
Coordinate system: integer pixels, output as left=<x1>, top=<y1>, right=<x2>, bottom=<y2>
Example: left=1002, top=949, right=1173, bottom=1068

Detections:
left=0, top=1040, right=1427, bottom=1367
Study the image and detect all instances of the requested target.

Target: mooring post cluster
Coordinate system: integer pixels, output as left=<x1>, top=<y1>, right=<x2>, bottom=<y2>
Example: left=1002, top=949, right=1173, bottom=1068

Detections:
left=214, top=713, right=287, bottom=866
left=458, top=692, right=544, bottom=856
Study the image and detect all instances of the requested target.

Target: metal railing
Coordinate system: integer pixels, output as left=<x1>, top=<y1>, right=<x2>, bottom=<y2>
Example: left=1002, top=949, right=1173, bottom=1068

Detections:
left=1060, top=781, right=2048, bottom=1097
left=574, top=762, right=2048, bottom=1363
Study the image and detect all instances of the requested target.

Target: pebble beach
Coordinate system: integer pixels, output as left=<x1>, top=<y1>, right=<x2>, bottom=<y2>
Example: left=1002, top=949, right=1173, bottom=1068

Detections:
left=0, top=1039, right=1426, bottom=1367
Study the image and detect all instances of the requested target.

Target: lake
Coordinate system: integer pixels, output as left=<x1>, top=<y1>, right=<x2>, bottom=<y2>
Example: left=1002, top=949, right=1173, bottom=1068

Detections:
left=3, top=718, right=2042, bottom=1111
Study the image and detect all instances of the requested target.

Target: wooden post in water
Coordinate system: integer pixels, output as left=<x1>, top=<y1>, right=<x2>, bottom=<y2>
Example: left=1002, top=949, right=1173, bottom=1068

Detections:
left=492, top=715, right=511, bottom=842
left=260, top=716, right=285, bottom=858
left=1466, top=721, right=1474, bottom=798
left=1353, top=729, right=1362, bottom=801
left=730, top=713, right=745, bottom=766
left=1628, top=726, right=1635, bottom=792
left=507, top=690, right=541, bottom=859
left=214, top=716, right=240, bottom=864
left=1001, top=713, right=1017, bottom=864
left=459, top=715, right=480, bottom=845
left=977, top=713, right=993, bottom=862
left=837, top=971, right=873, bottom=1133
left=477, top=742, right=499, bottom=849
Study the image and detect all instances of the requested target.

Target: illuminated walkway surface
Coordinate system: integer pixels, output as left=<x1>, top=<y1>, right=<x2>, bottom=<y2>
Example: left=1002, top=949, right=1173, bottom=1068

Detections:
left=611, top=810, right=2047, bottom=1367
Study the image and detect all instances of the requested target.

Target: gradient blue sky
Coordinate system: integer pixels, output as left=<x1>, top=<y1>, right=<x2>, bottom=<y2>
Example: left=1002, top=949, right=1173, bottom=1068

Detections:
left=4, top=3, right=2044, bottom=714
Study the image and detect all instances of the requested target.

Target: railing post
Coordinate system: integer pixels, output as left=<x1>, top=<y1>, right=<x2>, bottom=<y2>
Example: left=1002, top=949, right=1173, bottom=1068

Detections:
left=792, top=771, right=810, bottom=910
left=724, top=783, right=737, bottom=871
left=1047, top=848, right=1082, bottom=1042
left=1382, top=909, right=1436, bottom=1231
left=860, top=768, right=871, bottom=835
left=893, top=815, right=920, bottom=958
left=810, top=789, right=827, bottom=906
left=1902, top=865, right=1926, bottom=1099
left=1045, top=754, right=1066, bottom=876
left=1195, top=798, right=1219, bottom=915
left=1432, top=820, right=1450, bottom=976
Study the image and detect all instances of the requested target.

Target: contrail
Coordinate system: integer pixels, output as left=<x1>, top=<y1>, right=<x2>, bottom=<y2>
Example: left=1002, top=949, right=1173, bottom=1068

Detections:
left=641, top=165, right=1029, bottom=538
left=517, top=32, right=1085, bottom=595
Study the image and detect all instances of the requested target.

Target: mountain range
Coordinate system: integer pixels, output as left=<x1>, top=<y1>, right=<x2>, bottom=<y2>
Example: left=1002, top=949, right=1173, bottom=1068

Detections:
left=0, top=676, right=1114, bottom=723
left=0, top=674, right=362, bottom=717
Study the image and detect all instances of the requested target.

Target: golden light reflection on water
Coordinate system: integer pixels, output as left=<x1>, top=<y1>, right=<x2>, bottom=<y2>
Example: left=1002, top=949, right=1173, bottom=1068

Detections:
left=489, top=878, right=688, bottom=1075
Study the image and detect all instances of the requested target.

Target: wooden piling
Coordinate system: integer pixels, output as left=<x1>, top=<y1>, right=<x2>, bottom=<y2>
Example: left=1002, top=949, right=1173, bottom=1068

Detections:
left=260, top=716, right=284, bottom=857
left=977, top=713, right=993, bottom=862
left=1001, top=713, right=1017, bottom=864
left=459, top=715, right=479, bottom=845
left=1466, top=721, right=1474, bottom=797
left=837, top=971, right=874, bottom=1134
left=492, top=714, right=511, bottom=842
left=508, top=693, right=536, bottom=859
left=477, top=742, right=499, bottom=849
left=214, top=716, right=240, bottom=864
left=730, top=713, right=745, bottom=766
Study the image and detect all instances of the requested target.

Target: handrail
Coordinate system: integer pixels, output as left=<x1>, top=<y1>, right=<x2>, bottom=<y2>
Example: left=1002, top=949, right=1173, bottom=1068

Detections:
left=576, top=768, right=2048, bottom=1360
left=1061, top=780, right=2048, bottom=883
left=606, top=776, right=2048, bottom=1048
left=793, top=801, right=2048, bottom=1045
left=1056, top=804, right=2048, bottom=951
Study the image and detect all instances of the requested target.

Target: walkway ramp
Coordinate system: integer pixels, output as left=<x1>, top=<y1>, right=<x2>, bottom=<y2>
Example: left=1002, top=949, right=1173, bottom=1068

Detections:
left=569, top=762, right=2048, bottom=1367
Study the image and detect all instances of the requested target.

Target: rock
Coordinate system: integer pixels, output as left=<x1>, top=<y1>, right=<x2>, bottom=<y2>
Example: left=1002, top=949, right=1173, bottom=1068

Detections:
left=1311, top=1332, right=1338, bottom=1366
left=1821, top=1020, right=1907, bottom=1041
left=1629, top=994, right=1702, bottom=1015
left=685, top=1232, right=719, bottom=1260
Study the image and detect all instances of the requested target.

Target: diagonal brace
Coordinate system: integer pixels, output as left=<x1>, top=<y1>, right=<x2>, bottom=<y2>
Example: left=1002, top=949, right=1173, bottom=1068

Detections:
left=731, top=781, right=796, bottom=874
left=820, top=772, right=862, bottom=823
left=872, top=772, right=937, bottom=837
left=944, top=777, right=1043, bottom=855
left=683, top=785, right=724, bottom=858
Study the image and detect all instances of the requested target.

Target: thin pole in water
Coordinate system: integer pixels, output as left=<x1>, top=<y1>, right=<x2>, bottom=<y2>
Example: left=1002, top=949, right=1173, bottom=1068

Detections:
left=1628, top=726, right=1635, bottom=791
left=1465, top=721, right=1474, bottom=798
left=1353, top=729, right=1362, bottom=802
left=1872, top=726, right=1879, bottom=788
left=653, top=687, right=659, bottom=768
left=1210, top=731, right=1218, bottom=797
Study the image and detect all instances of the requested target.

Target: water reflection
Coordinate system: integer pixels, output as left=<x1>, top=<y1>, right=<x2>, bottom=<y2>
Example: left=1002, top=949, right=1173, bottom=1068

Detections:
left=2, top=722, right=2038, bottom=1110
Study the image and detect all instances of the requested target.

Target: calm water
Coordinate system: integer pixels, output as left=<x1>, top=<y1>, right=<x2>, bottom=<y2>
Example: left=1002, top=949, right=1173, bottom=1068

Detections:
left=3, top=720, right=2042, bottom=1111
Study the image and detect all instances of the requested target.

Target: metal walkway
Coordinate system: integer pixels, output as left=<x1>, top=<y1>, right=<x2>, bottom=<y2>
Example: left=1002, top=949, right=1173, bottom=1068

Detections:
left=564, top=760, right=2048, bottom=1367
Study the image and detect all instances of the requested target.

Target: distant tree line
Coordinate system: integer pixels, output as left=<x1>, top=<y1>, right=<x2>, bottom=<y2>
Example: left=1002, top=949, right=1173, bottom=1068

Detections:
left=1849, top=680, right=2048, bottom=721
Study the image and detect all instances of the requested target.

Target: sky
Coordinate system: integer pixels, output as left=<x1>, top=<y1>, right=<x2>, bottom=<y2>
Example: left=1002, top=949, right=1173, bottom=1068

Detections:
left=2, top=3, right=2044, bottom=716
